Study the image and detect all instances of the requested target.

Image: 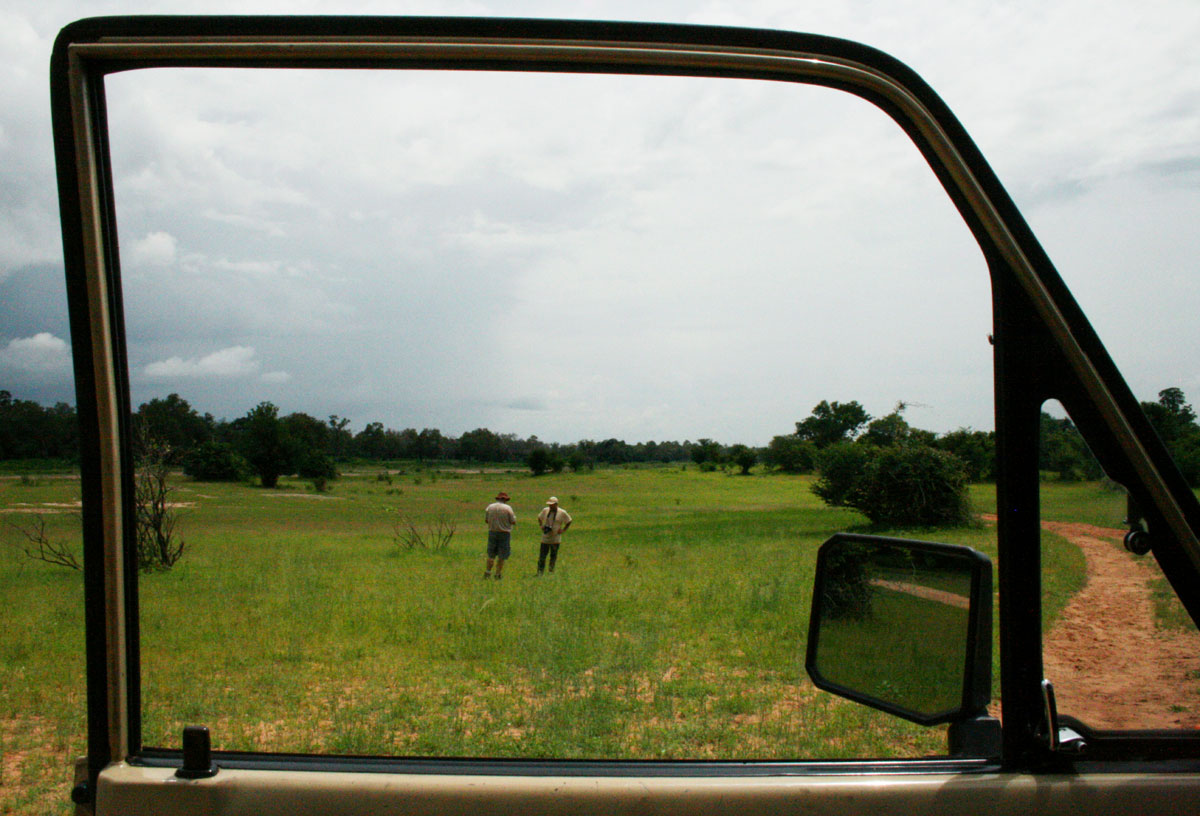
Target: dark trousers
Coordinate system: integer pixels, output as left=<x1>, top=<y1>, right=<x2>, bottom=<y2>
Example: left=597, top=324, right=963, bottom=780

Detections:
left=537, top=541, right=560, bottom=573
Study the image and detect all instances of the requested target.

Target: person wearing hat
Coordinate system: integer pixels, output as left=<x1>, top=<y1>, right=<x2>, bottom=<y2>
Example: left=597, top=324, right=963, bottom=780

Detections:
left=483, top=491, right=517, bottom=580
left=535, top=496, right=572, bottom=575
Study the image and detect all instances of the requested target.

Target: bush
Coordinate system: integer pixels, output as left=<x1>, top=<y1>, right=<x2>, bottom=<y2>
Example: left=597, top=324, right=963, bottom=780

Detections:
left=527, top=447, right=551, bottom=476
left=846, top=445, right=972, bottom=527
left=297, top=451, right=338, bottom=492
left=764, top=435, right=816, bottom=473
left=182, top=441, right=250, bottom=482
left=811, top=443, right=871, bottom=507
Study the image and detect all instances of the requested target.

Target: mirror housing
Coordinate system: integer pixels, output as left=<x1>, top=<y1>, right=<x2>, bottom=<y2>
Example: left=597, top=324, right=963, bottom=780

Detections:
left=805, top=534, right=995, bottom=740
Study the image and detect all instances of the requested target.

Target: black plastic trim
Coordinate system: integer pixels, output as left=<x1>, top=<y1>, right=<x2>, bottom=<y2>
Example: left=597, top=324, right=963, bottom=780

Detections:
left=132, top=749, right=999, bottom=778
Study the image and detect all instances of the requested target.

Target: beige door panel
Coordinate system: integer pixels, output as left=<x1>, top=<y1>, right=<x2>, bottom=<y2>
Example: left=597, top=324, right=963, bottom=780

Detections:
left=93, top=763, right=1200, bottom=816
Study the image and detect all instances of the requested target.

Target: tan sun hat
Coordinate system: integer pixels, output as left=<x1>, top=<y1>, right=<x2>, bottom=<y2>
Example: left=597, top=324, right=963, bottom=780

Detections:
left=546, top=496, right=558, bottom=505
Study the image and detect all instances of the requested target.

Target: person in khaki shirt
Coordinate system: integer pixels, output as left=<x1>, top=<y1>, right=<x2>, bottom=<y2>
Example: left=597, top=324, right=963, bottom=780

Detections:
left=483, top=491, right=516, bottom=580
left=535, top=496, right=572, bottom=575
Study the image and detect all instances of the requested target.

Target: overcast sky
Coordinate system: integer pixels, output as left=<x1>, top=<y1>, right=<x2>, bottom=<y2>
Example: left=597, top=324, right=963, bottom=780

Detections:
left=1, top=1, right=1198, bottom=445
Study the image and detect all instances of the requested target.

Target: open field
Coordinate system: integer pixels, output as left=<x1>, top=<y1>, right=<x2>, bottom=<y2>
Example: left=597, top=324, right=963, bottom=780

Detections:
left=1, top=467, right=1129, bottom=814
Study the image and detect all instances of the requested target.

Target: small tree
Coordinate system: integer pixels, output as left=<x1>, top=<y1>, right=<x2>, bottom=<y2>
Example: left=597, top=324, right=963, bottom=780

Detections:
left=845, top=445, right=972, bottom=527
left=297, top=451, right=338, bottom=492
left=796, top=400, right=871, bottom=448
left=812, top=443, right=872, bottom=507
left=134, top=430, right=186, bottom=572
left=237, top=402, right=297, bottom=488
left=182, top=440, right=249, bottom=482
left=764, top=434, right=816, bottom=473
left=729, top=444, right=757, bottom=475
left=527, top=447, right=551, bottom=476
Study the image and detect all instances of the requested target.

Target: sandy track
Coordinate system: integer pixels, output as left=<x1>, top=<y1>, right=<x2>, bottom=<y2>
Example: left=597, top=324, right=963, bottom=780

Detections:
left=985, top=514, right=1200, bottom=730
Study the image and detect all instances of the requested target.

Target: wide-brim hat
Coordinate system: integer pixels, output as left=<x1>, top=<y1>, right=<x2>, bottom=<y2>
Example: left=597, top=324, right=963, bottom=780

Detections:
left=546, top=496, right=558, bottom=505
left=496, top=492, right=510, bottom=501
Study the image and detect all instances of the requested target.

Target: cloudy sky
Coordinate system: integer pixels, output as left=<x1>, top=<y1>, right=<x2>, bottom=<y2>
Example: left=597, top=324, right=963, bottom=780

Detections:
left=1, top=1, right=1198, bottom=445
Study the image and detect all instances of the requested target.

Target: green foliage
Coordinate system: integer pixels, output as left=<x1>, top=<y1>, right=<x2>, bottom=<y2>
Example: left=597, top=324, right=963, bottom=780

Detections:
left=1039, top=412, right=1102, bottom=481
left=0, top=390, right=77, bottom=461
left=236, top=402, right=299, bottom=488
left=527, top=447, right=552, bottom=476
left=935, top=428, right=995, bottom=482
left=764, top=434, right=816, bottom=473
left=728, top=444, right=757, bottom=475
left=847, top=446, right=972, bottom=527
left=182, top=440, right=250, bottom=482
left=795, top=400, right=871, bottom=448
left=134, top=393, right=212, bottom=462
left=814, top=443, right=972, bottom=528
left=690, top=438, right=724, bottom=467
left=1141, top=387, right=1200, bottom=487
left=817, top=542, right=873, bottom=619
left=297, top=451, right=339, bottom=492
left=812, top=442, right=871, bottom=507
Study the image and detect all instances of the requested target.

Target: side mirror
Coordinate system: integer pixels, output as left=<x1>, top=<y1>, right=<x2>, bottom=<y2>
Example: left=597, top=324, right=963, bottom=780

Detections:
left=805, top=534, right=997, bottom=753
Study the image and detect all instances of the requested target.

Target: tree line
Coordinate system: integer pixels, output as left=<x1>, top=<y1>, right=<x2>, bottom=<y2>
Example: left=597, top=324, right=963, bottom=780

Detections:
left=2, top=387, right=1198, bottom=491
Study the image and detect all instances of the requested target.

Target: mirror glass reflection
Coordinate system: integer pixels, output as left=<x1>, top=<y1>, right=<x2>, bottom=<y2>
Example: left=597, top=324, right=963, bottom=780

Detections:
left=811, top=537, right=976, bottom=721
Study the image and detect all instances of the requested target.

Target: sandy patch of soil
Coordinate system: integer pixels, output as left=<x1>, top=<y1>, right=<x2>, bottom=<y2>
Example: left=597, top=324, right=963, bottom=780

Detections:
left=984, top=514, right=1200, bottom=729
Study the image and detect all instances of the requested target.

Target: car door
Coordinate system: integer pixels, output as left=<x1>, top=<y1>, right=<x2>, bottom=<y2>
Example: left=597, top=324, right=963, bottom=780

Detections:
left=52, top=15, right=1200, bottom=816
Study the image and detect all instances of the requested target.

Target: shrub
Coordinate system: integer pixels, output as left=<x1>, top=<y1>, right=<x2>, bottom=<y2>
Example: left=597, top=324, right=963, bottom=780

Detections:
left=764, top=435, right=816, bottom=473
left=811, top=443, right=871, bottom=507
left=527, top=447, right=551, bottom=476
left=182, top=441, right=250, bottom=482
left=846, top=445, right=972, bottom=527
left=297, top=451, right=338, bottom=492
left=134, top=431, right=185, bottom=572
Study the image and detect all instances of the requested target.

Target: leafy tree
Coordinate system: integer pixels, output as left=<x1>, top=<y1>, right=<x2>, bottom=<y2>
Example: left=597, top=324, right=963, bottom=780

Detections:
left=458, top=427, right=507, bottom=463
left=326, top=415, right=353, bottom=459
left=935, top=428, right=995, bottom=482
left=795, top=400, right=871, bottom=448
left=236, top=402, right=298, bottom=488
left=527, top=447, right=552, bottom=476
left=690, top=438, right=724, bottom=469
left=416, top=428, right=444, bottom=461
left=1141, top=387, right=1200, bottom=487
left=1039, top=413, right=1101, bottom=481
left=843, top=445, right=972, bottom=527
left=812, top=442, right=872, bottom=507
left=728, top=443, right=757, bottom=475
left=282, top=412, right=329, bottom=455
left=182, top=441, right=249, bottom=481
left=297, top=451, right=338, bottom=492
left=764, top=434, right=816, bottom=473
left=0, top=391, right=78, bottom=461
left=134, top=393, right=211, bottom=461
left=354, top=421, right=388, bottom=459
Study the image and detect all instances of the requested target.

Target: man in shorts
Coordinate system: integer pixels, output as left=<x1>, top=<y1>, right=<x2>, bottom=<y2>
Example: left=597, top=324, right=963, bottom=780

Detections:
left=483, top=491, right=516, bottom=580
left=536, top=496, right=572, bottom=575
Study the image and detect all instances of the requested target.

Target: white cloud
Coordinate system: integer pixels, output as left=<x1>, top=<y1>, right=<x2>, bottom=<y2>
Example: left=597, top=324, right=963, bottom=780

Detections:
left=261, top=370, right=292, bottom=383
left=143, top=345, right=260, bottom=379
left=129, top=231, right=177, bottom=267
left=0, top=332, right=70, bottom=372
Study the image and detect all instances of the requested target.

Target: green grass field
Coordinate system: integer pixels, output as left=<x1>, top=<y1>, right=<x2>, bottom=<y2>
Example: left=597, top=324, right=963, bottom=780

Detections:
left=0, top=467, right=1131, bottom=814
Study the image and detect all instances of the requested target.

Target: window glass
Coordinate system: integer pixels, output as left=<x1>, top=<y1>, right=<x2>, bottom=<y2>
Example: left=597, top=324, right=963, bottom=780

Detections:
left=1040, top=399, right=1200, bottom=731
left=105, top=68, right=994, bottom=759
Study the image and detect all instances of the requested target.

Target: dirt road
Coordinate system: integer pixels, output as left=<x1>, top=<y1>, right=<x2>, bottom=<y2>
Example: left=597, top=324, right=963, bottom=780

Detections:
left=986, top=515, right=1200, bottom=730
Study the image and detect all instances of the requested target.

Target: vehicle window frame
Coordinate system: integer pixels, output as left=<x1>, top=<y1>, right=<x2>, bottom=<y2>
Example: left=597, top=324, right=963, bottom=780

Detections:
left=50, top=14, right=1200, bottom=796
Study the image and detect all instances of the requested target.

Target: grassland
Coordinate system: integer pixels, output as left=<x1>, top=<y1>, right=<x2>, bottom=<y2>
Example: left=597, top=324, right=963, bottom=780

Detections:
left=0, top=467, right=1133, bottom=814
